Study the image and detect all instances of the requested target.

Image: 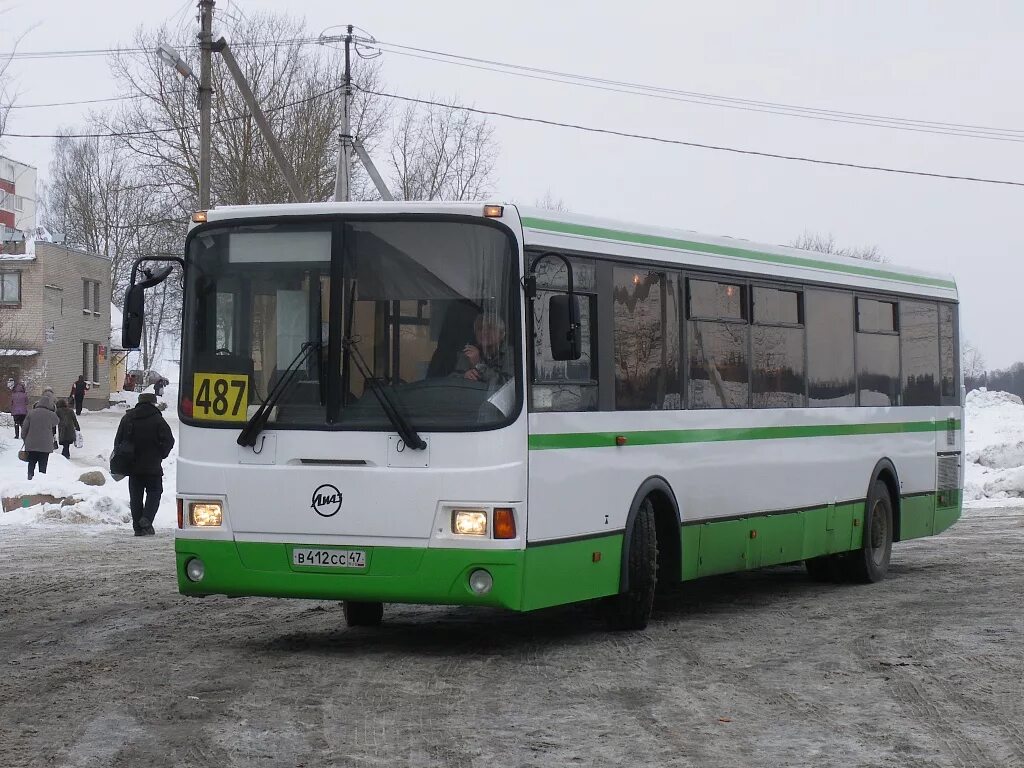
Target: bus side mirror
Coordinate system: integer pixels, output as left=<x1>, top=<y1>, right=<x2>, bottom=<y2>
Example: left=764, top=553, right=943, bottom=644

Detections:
left=548, top=294, right=581, bottom=361
left=122, top=284, right=145, bottom=350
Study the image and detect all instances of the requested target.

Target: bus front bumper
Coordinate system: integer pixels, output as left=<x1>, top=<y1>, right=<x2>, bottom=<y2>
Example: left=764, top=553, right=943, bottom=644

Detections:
left=175, top=538, right=526, bottom=610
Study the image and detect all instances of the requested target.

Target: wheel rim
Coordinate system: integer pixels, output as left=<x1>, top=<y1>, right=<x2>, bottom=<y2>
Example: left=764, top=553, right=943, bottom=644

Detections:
left=869, top=499, right=888, bottom=566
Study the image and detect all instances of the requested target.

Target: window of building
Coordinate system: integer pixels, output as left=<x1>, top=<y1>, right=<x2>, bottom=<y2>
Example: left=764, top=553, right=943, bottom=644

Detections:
left=687, top=278, right=749, bottom=409
left=751, top=286, right=805, bottom=408
left=82, top=342, right=100, bottom=385
left=939, top=303, right=958, bottom=404
left=612, top=268, right=681, bottom=410
left=856, top=297, right=900, bottom=406
left=0, top=191, right=12, bottom=212
left=530, top=254, right=598, bottom=412
left=806, top=290, right=856, bottom=407
left=83, top=279, right=101, bottom=315
left=900, top=301, right=940, bottom=406
left=0, top=271, right=21, bottom=305
left=14, top=195, right=24, bottom=212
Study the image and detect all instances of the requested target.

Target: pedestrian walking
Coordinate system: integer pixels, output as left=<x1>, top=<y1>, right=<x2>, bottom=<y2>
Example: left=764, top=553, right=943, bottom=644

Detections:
left=112, top=392, right=175, bottom=536
left=21, top=398, right=59, bottom=479
left=10, top=381, right=28, bottom=439
left=70, top=375, right=89, bottom=416
left=55, top=398, right=80, bottom=459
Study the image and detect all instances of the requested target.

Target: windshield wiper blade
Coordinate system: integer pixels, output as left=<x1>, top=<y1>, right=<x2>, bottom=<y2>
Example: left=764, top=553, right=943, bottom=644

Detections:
left=237, top=341, right=321, bottom=447
left=342, top=336, right=426, bottom=450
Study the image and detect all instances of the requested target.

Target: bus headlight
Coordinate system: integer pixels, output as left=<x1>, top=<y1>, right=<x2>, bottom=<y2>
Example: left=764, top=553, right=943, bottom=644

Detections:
left=452, top=509, right=487, bottom=536
left=189, top=501, right=223, bottom=527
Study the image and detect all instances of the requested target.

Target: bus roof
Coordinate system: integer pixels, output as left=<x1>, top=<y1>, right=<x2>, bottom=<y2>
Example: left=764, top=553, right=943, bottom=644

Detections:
left=516, top=205, right=957, bottom=300
left=200, top=201, right=957, bottom=300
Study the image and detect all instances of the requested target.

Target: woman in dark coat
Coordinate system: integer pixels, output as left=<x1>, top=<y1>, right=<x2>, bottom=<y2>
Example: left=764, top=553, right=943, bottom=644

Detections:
left=55, top=398, right=80, bottom=459
left=70, top=375, right=89, bottom=416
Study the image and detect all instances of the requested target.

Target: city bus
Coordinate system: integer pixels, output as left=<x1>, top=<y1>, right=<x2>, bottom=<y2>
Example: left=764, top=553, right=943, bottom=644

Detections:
left=123, top=201, right=963, bottom=630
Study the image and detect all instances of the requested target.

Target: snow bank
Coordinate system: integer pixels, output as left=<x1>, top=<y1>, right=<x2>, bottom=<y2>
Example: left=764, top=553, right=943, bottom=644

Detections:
left=964, top=389, right=1024, bottom=503
left=0, top=398, right=179, bottom=532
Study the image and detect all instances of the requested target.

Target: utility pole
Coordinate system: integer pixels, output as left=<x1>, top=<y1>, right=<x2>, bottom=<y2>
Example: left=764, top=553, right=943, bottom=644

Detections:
left=198, top=0, right=215, bottom=210
left=333, top=25, right=353, bottom=202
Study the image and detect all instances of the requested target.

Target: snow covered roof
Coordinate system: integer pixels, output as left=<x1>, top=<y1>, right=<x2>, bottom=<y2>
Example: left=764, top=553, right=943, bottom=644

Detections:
left=0, top=349, right=40, bottom=357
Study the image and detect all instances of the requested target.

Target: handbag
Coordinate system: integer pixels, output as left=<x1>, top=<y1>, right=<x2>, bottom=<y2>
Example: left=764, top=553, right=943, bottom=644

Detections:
left=109, top=420, right=135, bottom=477
left=74, top=430, right=84, bottom=449
left=18, top=442, right=28, bottom=462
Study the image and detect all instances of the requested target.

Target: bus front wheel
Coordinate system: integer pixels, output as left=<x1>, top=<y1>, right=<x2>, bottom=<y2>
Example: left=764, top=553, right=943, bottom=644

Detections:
left=605, top=498, right=658, bottom=631
left=343, top=600, right=384, bottom=627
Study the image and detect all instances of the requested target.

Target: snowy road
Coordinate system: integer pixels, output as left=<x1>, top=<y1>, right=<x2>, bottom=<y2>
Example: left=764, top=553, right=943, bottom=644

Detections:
left=1, top=505, right=1022, bottom=768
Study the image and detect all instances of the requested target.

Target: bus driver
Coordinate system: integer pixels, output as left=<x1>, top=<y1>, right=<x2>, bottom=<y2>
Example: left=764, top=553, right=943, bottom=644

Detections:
left=453, top=315, right=510, bottom=387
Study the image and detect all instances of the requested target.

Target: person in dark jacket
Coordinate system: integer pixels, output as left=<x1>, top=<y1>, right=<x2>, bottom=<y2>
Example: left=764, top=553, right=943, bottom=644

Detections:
left=113, top=392, right=175, bottom=536
left=70, top=375, right=89, bottom=415
left=10, top=381, right=28, bottom=439
left=55, top=398, right=80, bottom=459
left=21, top=399, right=60, bottom=479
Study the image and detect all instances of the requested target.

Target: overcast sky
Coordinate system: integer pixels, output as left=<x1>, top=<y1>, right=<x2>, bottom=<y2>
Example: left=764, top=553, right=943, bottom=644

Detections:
left=2, top=1, right=1021, bottom=368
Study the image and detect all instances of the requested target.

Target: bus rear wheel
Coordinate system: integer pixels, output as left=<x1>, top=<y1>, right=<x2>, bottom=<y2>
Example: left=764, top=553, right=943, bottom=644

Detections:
left=842, top=480, right=894, bottom=584
left=605, top=498, right=658, bottom=631
left=343, top=600, right=384, bottom=627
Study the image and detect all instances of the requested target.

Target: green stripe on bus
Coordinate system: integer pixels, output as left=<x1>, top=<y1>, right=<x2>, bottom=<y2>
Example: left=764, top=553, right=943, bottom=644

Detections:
left=528, top=420, right=961, bottom=451
left=520, top=216, right=957, bottom=290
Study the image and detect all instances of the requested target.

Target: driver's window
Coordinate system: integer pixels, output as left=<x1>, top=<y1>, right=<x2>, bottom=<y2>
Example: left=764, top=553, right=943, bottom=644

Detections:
left=530, top=254, right=597, bottom=412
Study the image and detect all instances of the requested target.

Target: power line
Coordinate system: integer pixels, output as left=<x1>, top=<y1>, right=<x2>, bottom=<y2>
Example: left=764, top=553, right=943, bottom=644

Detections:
left=7, top=95, right=143, bottom=110
left=2, top=82, right=346, bottom=139
left=368, top=40, right=1024, bottom=143
left=358, top=87, right=1024, bottom=188
left=0, top=36, right=322, bottom=61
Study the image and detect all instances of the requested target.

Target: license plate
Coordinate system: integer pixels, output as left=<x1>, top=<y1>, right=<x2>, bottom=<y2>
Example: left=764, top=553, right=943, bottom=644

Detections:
left=292, top=548, right=366, bottom=569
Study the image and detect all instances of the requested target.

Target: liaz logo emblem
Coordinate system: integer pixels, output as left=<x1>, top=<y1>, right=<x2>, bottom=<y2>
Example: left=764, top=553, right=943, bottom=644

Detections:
left=311, top=484, right=343, bottom=517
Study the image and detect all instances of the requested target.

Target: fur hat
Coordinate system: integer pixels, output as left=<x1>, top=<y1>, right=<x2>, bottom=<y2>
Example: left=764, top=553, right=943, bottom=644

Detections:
left=138, top=392, right=158, bottom=405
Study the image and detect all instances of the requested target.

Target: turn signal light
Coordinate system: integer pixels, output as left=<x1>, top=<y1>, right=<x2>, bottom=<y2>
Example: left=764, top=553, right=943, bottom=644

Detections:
left=176, top=498, right=184, bottom=529
left=493, top=508, right=516, bottom=539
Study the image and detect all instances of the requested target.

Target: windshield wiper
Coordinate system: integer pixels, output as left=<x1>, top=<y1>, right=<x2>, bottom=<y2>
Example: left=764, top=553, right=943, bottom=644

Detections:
left=342, top=336, right=427, bottom=450
left=237, top=341, right=321, bottom=447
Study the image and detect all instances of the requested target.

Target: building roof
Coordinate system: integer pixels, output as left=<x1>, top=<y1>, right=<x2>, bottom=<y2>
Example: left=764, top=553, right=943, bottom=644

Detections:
left=0, top=349, right=40, bottom=357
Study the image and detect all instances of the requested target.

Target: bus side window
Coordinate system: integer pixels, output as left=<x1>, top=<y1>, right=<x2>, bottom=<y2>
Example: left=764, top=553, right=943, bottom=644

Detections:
left=612, top=268, right=681, bottom=410
left=900, top=300, right=940, bottom=406
left=686, top=278, right=750, bottom=409
left=856, top=297, right=901, bottom=406
left=530, top=254, right=597, bottom=412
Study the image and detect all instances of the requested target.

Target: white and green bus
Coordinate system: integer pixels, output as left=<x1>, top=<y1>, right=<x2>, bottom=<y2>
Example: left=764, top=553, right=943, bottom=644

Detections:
left=123, top=201, right=962, bottom=630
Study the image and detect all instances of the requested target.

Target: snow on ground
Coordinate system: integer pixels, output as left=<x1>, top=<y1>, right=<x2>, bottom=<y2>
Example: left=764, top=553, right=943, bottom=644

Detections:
left=0, top=391, right=179, bottom=532
left=963, top=389, right=1024, bottom=506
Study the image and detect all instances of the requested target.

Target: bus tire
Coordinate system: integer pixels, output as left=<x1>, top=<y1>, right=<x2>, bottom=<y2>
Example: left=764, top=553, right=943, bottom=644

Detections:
left=343, top=600, right=384, bottom=627
left=605, top=498, right=658, bottom=631
left=842, top=480, right=894, bottom=584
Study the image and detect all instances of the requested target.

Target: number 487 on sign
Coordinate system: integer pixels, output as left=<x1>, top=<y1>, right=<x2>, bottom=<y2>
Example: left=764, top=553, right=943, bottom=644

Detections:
left=193, top=373, right=249, bottom=421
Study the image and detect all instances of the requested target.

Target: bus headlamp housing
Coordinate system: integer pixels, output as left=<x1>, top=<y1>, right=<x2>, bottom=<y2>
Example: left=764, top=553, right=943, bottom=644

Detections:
left=189, top=501, right=223, bottom=527
left=452, top=509, right=488, bottom=536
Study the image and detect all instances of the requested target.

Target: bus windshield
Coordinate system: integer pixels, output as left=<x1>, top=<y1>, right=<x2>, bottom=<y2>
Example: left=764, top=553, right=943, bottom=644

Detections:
left=182, top=218, right=520, bottom=431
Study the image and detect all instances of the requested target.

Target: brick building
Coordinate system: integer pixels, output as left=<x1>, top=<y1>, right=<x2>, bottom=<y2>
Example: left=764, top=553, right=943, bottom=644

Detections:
left=0, top=155, right=37, bottom=238
left=1, top=241, right=112, bottom=410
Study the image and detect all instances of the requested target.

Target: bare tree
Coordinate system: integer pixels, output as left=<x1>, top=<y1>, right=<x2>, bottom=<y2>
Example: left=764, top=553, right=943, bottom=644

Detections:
left=962, top=338, right=986, bottom=381
left=389, top=98, right=497, bottom=201
left=0, top=6, right=16, bottom=139
left=106, top=12, right=389, bottom=211
left=535, top=190, right=568, bottom=212
left=791, top=231, right=886, bottom=263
